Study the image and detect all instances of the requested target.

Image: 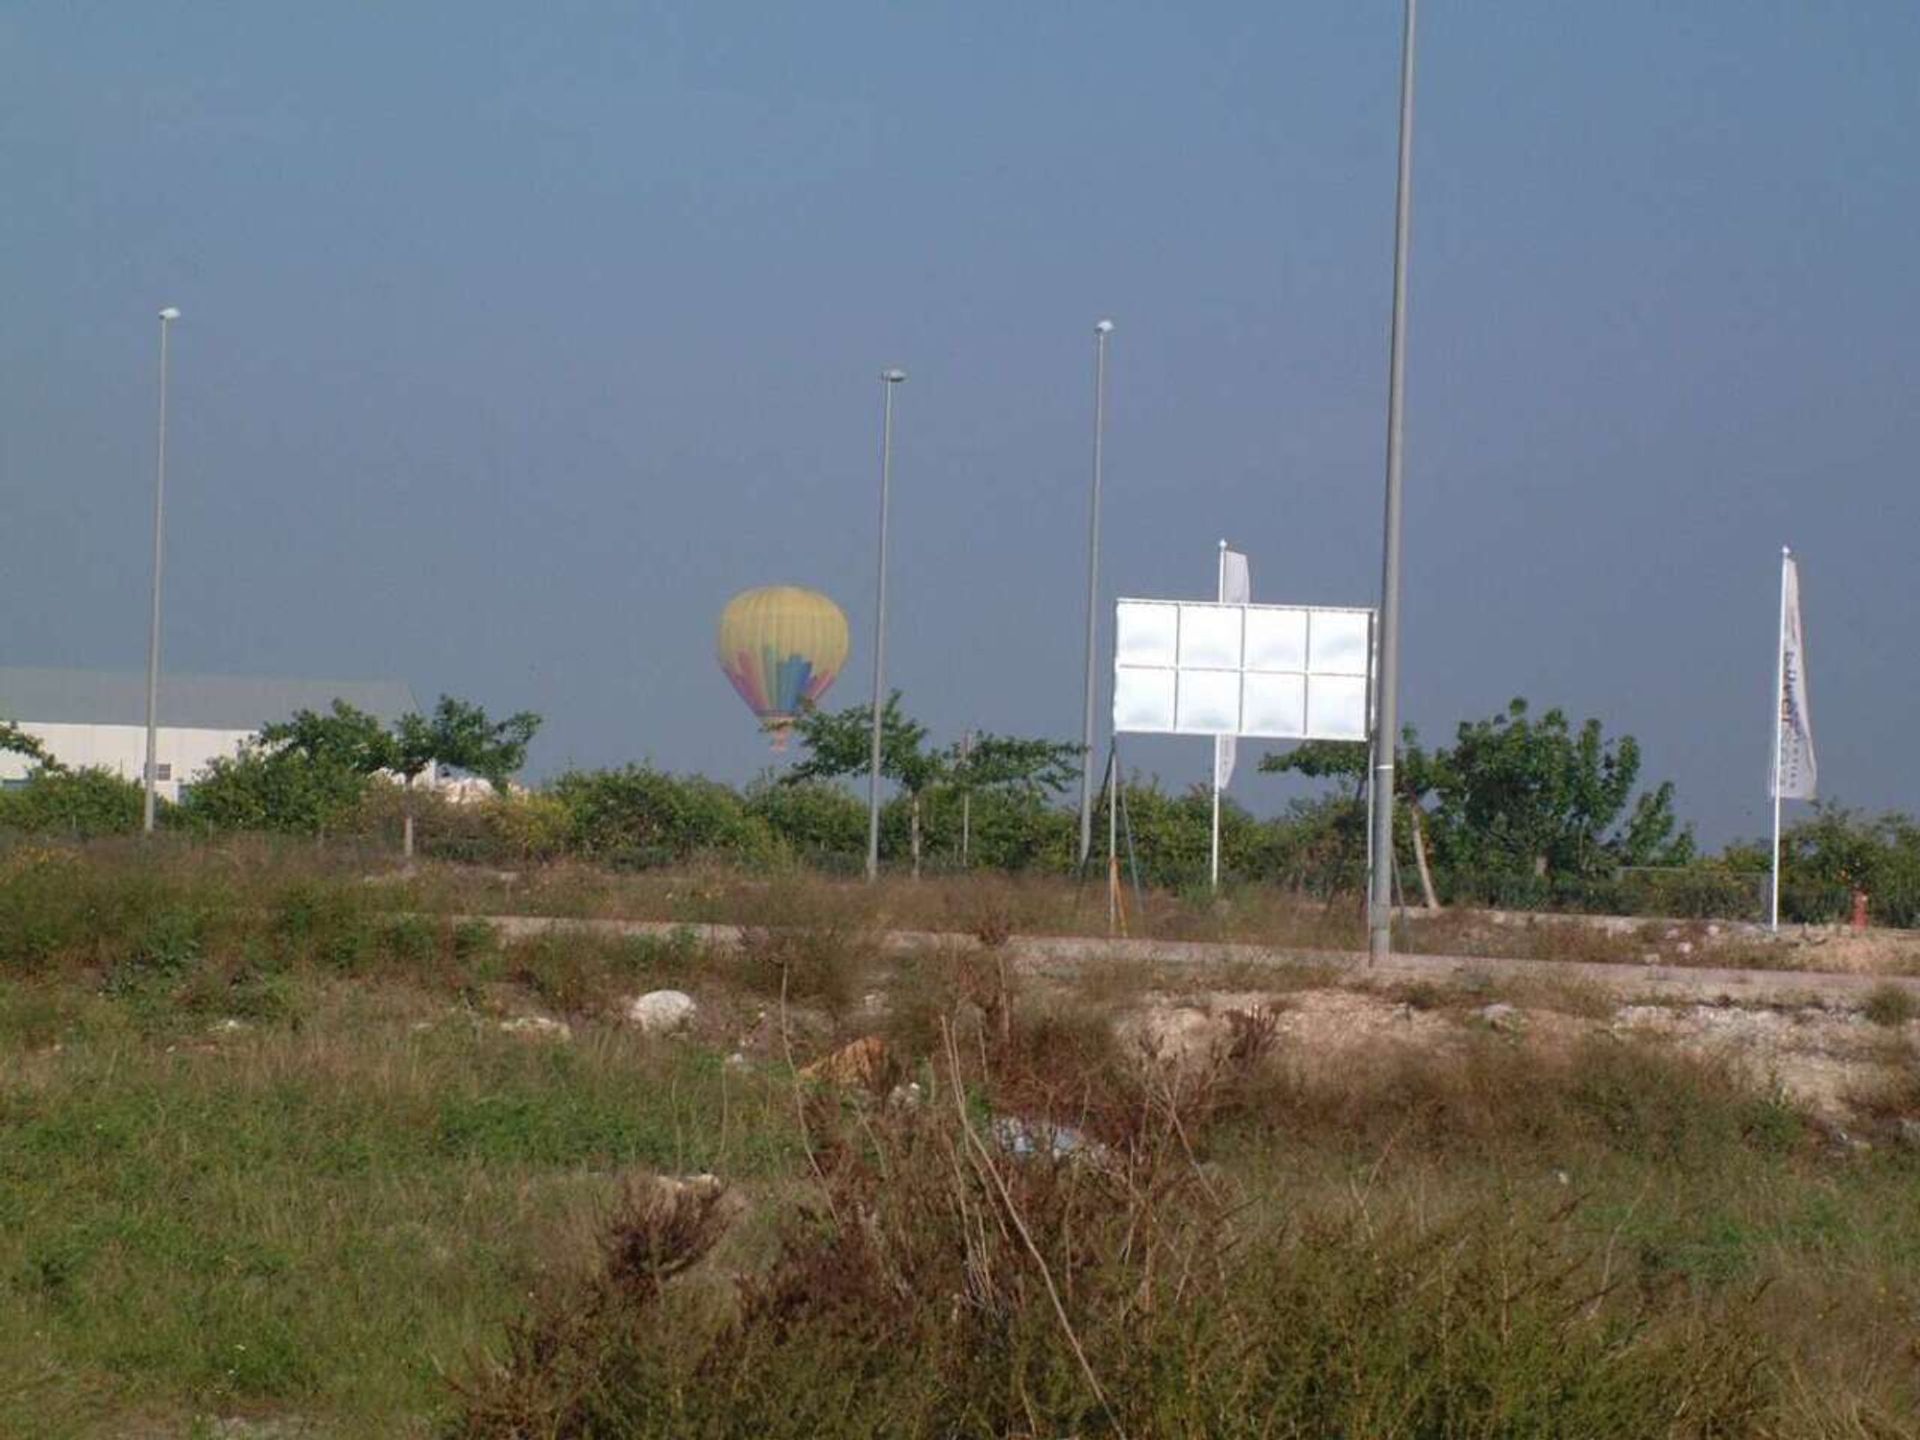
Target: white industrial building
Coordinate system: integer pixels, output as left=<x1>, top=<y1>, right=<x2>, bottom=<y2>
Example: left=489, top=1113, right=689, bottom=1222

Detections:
left=0, top=667, right=418, bottom=804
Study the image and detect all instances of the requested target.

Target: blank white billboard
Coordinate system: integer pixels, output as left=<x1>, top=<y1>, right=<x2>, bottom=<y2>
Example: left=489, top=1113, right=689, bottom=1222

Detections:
left=1112, top=599, right=1374, bottom=741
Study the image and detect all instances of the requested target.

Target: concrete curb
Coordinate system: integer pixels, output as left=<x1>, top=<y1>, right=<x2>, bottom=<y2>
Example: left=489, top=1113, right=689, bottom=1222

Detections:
left=462, top=914, right=1920, bottom=1009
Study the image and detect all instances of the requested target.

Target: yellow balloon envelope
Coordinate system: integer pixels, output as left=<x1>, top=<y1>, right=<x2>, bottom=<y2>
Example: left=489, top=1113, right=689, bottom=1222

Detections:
left=716, top=586, right=851, bottom=748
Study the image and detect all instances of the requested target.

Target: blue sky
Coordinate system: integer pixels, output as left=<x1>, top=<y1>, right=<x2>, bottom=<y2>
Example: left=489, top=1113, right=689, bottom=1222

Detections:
left=2, top=2, right=1915, bottom=844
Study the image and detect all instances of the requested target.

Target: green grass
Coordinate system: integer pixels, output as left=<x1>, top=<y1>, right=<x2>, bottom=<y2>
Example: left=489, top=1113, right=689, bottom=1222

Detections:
left=5, top=846, right=1920, bottom=1436
left=0, top=975, right=804, bottom=1438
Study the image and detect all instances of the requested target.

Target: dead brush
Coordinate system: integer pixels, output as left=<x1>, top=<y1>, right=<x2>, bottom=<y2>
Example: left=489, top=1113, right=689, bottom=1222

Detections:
left=506, top=932, right=616, bottom=1015
left=731, top=921, right=876, bottom=1017
left=977, top=996, right=1141, bottom=1145
left=449, top=1010, right=1788, bottom=1438
left=450, top=1174, right=735, bottom=1437
left=603, top=1175, right=735, bottom=1301
left=948, top=876, right=1017, bottom=949
left=954, top=944, right=1016, bottom=1050
left=1842, top=1036, right=1920, bottom=1124
left=1224, top=1003, right=1281, bottom=1064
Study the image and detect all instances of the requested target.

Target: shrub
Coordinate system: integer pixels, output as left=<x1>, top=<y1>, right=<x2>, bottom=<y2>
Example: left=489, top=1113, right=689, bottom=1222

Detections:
left=743, top=779, right=866, bottom=864
left=1863, top=982, right=1917, bottom=1029
left=910, top=788, right=1080, bottom=873
left=450, top=1078, right=1780, bottom=1438
left=0, top=767, right=147, bottom=837
left=551, top=767, right=782, bottom=868
left=179, top=745, right=369, bottom=836
left=509, top=933, right=617, bottom=1015
left=478, top=791, right=575, bottom=863
left=729, top=924, right=870, bottom=1017
left=270, top=879, right=378, bottom=971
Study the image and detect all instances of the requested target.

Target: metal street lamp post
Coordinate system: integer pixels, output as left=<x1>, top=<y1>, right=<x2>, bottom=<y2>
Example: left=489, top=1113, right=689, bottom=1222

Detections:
left=143, top=306, right=181, bottom=835
left=1077, top=319, right=1114, bottom=866
left=1367, top=0, right=1419, bottom=961
left=866, top=368, right=907, bottom=882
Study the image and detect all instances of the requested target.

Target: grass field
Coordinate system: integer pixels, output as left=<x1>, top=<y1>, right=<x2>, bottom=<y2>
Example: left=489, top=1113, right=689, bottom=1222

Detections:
left=3, top=842, right=1919, bottom=1436
left=21, top=834, right=1917, bottom=975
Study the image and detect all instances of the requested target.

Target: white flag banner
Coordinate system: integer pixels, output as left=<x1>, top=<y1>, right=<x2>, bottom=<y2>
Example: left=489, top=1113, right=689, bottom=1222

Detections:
left=1213, top=547, right=1251, bottom=790
left=1773, top=553, right=1816, bottom=800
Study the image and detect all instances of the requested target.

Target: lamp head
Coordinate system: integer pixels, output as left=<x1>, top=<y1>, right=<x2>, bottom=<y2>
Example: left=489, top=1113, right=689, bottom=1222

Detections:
left=158, top=307, right=181, bottom=321
left=882, top=368, right=907, bottom=383
left=1094, top=319, right=1114, bottom=334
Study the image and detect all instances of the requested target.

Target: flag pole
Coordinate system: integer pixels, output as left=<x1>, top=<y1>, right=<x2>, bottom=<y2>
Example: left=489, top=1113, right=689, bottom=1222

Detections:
left=1108, top=743, right=1121, bottom=934
left=1209, top=778, right=1222, bottom=892
left=1770, top=545, right=1790, bottom=933
left=1210, top=539, right=1227, bottom=892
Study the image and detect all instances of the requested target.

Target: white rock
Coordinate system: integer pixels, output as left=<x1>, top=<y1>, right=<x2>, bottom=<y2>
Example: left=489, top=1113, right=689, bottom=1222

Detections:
left=658, top=1171, right=723, bottom=1198
left=1476, top=1002, right=1524, bottom=1033
left=627, top=989, right=698, bottom=1034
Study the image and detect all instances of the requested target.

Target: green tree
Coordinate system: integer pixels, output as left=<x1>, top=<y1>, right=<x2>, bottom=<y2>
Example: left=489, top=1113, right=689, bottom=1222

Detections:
left=207, top=700, right=400, bottom=838
left=391, top=697, right=542, bottom=859
left=396, top=696, right=541, bottom=792
left=1732, top=804, right=1920, bottom=926
left=1429, top=698, right=1691, bottom=897
left=1266, top=791, right=1370, bottom=898
left=1261, top=730, right=1443, bottom=910
left=0, top=718, right=57, bottom=772
left=787, top=695, right=1080, bottom=877
left=949, top=734, right=1080, bottom=804
left=945, top=732, right=1080, bottom=868
left=182, top=695, right=540, bottom=851
left=259, top=701, right=397, bottom=775
left=788, top=693, right=942, bottom=875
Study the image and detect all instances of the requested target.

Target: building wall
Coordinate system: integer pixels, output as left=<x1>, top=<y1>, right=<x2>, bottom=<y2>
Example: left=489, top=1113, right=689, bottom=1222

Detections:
left=0, top=722, right=255, bottom=802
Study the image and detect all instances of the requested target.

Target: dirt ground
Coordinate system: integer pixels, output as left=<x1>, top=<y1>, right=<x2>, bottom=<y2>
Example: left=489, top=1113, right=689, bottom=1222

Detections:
left=1112, top=981, right=1917, bottom=1129
left=1464, top=909, right=1920, bottom=975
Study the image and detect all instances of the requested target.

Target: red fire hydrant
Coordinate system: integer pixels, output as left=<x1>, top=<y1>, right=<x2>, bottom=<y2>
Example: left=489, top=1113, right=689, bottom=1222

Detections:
left=1850, top=889, right=1870, bottom=931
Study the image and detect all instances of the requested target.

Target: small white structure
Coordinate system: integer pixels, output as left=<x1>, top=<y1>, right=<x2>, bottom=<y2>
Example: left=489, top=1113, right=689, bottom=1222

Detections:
left=432, top=774, right=529, bottom=805
left=0, top=667, right=418, bottom=804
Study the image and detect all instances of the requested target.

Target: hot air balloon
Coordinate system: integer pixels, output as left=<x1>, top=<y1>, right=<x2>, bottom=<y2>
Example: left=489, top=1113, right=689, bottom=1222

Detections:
left=717, top=586, right=851, bottom=750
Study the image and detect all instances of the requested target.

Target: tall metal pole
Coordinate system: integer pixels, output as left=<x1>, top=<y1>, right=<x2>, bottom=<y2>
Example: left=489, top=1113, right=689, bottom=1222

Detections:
left=1367, top=0, right=1418, bottom=961
left=1078, top=319, right=1114, bottom=866
left=1769, top=546, right=1790, bottom=933
left=866, top=368, right=906, bottom=883
left=143, top=306, right=181, bottom=835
